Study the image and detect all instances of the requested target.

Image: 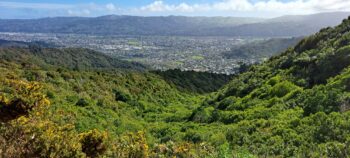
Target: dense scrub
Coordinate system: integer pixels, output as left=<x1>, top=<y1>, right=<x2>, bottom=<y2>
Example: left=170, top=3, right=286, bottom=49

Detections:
left=0, top=46, right=146, bottom=71
left=152, top=69, right=233, bottom=94
left=0, top=53, right=222, bottom=157
left=2, top=17, right=350, bottom=157
left=189, top=16, right=350, bottom=157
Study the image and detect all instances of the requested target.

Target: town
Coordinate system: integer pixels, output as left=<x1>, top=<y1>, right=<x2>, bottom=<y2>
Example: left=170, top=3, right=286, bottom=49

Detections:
left=0, top=32, right=267, bottom=74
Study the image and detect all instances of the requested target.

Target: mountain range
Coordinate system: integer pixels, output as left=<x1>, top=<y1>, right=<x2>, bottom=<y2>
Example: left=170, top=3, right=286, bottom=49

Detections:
left=0, top=12, right=349, bottom=37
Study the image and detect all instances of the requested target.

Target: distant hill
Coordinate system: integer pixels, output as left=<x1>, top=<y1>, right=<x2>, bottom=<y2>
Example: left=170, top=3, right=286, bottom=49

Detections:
left=0, top=15, right=263, bottom=36
left=222, top=37, right=303, bottom=59
left=208, top=12, right=350, bottom=37
left=0, top=12, right=349, bottom=37
left=0, top=46, right=147, bottom=71
left=0, top=39, right=56, bottom=48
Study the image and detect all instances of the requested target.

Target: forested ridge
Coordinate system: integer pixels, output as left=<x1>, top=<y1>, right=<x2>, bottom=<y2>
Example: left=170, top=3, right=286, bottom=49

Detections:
left=0, top=46, right=147, bottom=71
left=1, top=17, right=350, bottom=157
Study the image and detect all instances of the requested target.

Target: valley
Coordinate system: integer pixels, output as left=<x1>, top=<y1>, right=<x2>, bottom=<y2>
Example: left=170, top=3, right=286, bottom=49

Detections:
left=0, top=32, right=301, bottom=74
left=1, top=14, right=350, bottom=157
left=0, top=12, right=348, bottom=75
left=0, top=3, right=350, bottom=157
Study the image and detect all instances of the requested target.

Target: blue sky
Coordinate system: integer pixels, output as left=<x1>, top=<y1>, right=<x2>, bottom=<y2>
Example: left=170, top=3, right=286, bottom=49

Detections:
left=0, top=0, right=349, bottom=19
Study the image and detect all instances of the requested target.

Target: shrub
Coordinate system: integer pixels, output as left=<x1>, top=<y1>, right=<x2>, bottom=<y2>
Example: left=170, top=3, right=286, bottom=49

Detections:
left=0, top=79, right=50, bottom=122
left=79, top=129, right=108, bottom=157
left=217, top=96, right=236, bottom=110
left=0, top=118, right=84, bottom=158
left=184, top=131, right=203, bottom=143
left=113, top=89, right=131, bottom=102
left=46, top=91, right=55, bottom=99
left=76, top=98, right=90, bottom=107
left=318, top=142, right=347, bottom=158
left=270, top=81, right=300, bottom=98
left=112, top=131, right=149, bottom=158
left=191, top=107, right=214, bottom=123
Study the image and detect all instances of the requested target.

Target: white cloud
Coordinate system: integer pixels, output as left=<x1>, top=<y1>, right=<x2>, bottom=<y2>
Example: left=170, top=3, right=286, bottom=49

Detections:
left=212, top=0, right=253, bottom=11
left=139, top=1, right=211, bottom=13
left=175, top=3, right=194, bottom=12
left=0, top=1, right=122, bottom=17
left=0, top=1, right=72, bottom=9
left=137, top=0, right=350, bottom=16
left=106, top=3, right=117, bottom=11
left=0, top=0, right=349, bottom=18
left=140, top=1, right=171, bottom=12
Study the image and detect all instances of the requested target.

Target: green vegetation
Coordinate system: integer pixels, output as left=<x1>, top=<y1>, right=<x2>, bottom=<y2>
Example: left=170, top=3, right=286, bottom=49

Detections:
left=2, top=17, right=350, bottom=157
left=0, top=46, right=146, bottom=71
left=152, top=69, right=233, bottom=94
left=191, top=55, right=205, bottom=60
left=190, top=17, right=350, bottom=156
left=222, top=37, right=302, bottom=59
left=0, top=46, right=213, bottom=157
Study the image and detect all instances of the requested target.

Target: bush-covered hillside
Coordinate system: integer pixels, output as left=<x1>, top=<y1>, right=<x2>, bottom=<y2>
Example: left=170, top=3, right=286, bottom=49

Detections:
left=152, top=69, right=233, bottom=94
left=190, top=16, right=350, bottom=157
left=0, top=46, right=234, bottom=157
left=2, top=17, right=350, bottom=157
left=0, top=46, right=146, bottom=71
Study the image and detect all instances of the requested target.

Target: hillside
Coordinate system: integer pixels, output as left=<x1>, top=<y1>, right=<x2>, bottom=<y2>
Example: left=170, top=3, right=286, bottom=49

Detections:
left=190, top=16, right=350, bottom=156
left=1, top=16, right=350, bottom=157
left=0, top=12, right=349, bottom=37
left=0, top=46, right=211, bottom=157
left=0, top=39, right=57, bottom=48
left=0, top=46, right=146, bottom=71
left=152, top=69, right=233, bottom=94
left=222, top=37, right=303, bottom=59
left=208, top=12, right=350, bottom=37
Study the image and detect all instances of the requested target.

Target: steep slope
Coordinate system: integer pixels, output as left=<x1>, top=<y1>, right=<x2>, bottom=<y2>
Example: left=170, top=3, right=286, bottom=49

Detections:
left=218, top=16, right=350, bottom=99
left=189, top=16, right=350, bottom=157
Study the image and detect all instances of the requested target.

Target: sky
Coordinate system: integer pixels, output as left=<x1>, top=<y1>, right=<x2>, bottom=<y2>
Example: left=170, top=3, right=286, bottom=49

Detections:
left=0, top=0, right=349, bottom=19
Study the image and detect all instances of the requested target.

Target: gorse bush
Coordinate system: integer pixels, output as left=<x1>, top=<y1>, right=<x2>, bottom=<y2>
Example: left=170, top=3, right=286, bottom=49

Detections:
left=0, top=79, right=50, bottom=122
left=112, top=131, right=149, bottom=158
left=79, top=129, right=108, bottom=157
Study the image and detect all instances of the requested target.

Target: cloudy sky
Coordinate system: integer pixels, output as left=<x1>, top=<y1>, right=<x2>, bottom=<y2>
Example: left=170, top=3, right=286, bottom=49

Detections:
left=0, top=0, right=349, bottom=18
